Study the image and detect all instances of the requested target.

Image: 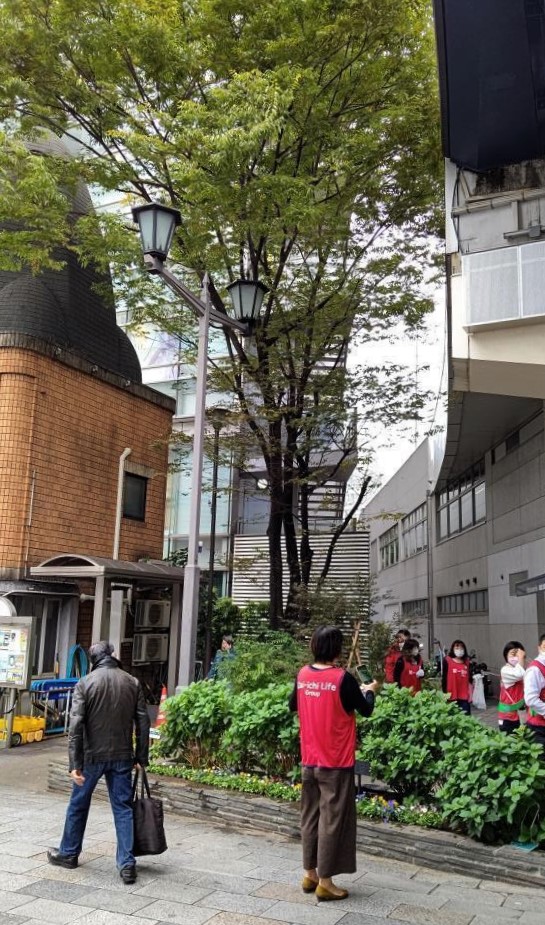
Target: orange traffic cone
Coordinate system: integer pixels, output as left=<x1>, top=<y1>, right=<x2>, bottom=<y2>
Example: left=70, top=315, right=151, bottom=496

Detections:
left=154, top=685, right=168, bottom=728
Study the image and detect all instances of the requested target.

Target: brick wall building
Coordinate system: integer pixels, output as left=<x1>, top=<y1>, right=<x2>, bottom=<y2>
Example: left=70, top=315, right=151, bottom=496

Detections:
left=0, top=341, right=172, bottom=577
left=0, top=147, right=176, bottom=684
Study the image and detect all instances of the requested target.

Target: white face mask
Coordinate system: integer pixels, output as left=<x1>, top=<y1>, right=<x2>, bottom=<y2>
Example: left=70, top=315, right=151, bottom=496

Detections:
left=508, top=656, right=519, bottom=667
left=411, top=648, right=419, bottom=657
left=454, top=648, right=465, bottom=658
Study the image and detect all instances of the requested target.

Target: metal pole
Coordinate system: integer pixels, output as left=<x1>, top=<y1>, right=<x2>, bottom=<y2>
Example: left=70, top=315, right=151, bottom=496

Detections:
left=113, top=448, right=132, bottom=558
left=177, top=277, right=210, bottom=689
left=426, top=490, right=435, bottom=660
left=205, top=422, right=221, bottom=675
left=3, top=688, right=16, bottom=749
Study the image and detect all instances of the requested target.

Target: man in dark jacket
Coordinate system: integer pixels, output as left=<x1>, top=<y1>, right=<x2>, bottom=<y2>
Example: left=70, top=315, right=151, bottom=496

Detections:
left=47, top=641, right=150, bottom=884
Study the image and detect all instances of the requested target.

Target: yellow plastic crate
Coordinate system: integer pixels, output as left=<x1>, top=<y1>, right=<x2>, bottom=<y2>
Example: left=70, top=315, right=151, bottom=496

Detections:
left=0, top=715, right=46, bottom=745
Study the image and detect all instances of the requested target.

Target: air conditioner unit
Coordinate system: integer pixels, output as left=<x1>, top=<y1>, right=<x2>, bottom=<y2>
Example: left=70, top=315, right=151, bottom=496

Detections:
left=134, top=600, right=171, bottom=629
left=132, top=634, right=169, bottom=665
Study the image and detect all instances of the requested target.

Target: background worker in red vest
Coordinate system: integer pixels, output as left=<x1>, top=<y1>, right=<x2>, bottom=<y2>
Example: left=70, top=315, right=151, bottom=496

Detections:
left=384, top=629, right=410, bottom=682
left=442, top=639, right=472, bottom=714
left=498, top=640, right=526, bottom=734
left=289, top=625, right=377, bottom=902
left=394, top=638, right=424, bottom=694
left=524, top=634, right=545, bottom=753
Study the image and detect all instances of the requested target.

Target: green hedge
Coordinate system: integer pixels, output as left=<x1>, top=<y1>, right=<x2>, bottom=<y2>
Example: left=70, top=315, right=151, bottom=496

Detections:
left=158, top=679, right=300, bottom=778
left=158, top=677, right=545, bottom=845
left=358, top=685, right=545, bottom=845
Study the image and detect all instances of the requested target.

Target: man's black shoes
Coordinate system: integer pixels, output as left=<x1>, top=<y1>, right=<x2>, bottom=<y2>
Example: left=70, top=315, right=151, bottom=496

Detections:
left=47, top=848, right=78, bottom=870
left=120, top=865, right=137, bottom=884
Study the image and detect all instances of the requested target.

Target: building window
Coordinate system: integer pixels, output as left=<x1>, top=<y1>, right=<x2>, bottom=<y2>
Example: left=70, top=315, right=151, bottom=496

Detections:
left=402, top=504, right=428, bottom=558
left=437, top=590, right=488, bottom=615
left=402, top=599, right=429, bottom=618
left=379, top=525, right=399, bottom=569
left=33, top=600, right=61, bottom=676
left=123, top=473, right=148, bottom=521
left=437, top=461, right=485, bottom=540
left=464, top=241, right=545, bottom=326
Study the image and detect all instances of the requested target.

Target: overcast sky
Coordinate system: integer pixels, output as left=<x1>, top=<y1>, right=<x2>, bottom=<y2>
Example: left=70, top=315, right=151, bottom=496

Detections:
left=349, top=293, right=447, bottom=502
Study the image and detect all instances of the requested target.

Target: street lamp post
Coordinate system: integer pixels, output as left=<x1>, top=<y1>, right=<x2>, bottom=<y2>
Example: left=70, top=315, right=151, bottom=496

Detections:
left=132, top=202, right=267, bottom=688
left=204, top=407, right=232, bottom=675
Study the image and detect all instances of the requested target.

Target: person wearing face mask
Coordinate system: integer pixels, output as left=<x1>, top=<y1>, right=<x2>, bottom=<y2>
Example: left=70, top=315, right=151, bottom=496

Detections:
left=497, top=641, right=526, bottom=734
left=394, top=638, right=424, bottom=693
left=384, top=629, right=410, bottom=683
left=442, top=640, right=472, bottom=714
left=524, top=634, right=545, bottom=754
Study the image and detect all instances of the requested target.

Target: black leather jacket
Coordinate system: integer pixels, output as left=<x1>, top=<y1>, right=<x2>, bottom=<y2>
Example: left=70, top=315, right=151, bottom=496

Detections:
left=68, top=655, right=150, bottom=771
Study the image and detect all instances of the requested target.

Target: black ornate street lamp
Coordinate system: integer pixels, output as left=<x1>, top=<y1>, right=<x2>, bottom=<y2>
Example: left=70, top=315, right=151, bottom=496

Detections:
left=132, top=202, right=268, bottom=687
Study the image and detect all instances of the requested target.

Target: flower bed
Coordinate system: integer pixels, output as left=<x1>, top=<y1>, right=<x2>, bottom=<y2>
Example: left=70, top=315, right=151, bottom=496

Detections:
left=149, top=764, right=443, bottom=830
left=356, top=794, right=443, bottom=830
left=148, top=764, right=302, bottom=802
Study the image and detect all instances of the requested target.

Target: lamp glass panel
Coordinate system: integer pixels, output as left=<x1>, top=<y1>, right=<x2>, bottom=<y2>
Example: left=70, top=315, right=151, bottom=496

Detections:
left=239, top=283, right=257, bottom=320
left=228, top=283, right=244, bottom=320
left=137, top=209, right=156, bottom=253
left=155, top=209, right=176, bottom=257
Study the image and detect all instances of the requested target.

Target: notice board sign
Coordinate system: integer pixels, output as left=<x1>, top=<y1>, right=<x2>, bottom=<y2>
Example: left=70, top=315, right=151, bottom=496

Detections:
left=0, top=616, right=35, bottom=689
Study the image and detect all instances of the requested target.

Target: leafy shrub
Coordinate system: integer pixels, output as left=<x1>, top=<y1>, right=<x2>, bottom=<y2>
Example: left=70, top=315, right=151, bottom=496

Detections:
left=221, top=634, right=306, bottom=694
left=438, top=725, right=545, bottom=843
left=158, top=680, right=230, bottom=767
left=237, top=600, right=271, bottom=638
left=147, top=764, right=302, bottom=802
left=220, top=682, right=300, bottom=777
left=357, top=685, right=474, bottom=798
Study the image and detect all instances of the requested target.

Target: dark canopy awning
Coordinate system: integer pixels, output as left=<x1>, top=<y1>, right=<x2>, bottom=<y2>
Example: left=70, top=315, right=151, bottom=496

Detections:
left=30, top=554, right=185, bottom=584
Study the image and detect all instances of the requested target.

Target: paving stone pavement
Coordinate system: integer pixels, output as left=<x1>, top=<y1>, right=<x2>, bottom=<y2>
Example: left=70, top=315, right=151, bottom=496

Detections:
left=0, top=769, right=543, bottom=925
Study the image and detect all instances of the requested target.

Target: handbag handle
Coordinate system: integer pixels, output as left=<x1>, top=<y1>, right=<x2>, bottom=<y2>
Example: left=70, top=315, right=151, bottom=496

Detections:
left=132, top=766, right=151, bottom=800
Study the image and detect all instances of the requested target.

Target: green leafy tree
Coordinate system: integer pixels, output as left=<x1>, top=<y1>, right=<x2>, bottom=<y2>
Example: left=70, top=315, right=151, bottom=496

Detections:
left=220, top=633, right=307, bottom=693
left=0, top=0, right=442, bottom=624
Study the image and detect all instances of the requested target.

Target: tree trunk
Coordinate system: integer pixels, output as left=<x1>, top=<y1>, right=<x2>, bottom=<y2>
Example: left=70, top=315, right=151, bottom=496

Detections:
left=283, top=446, right=302, bottom=623
left=266, top=425, right=284, bottom=629
left=267, top=495, right=284, bottom=630
left=299, top=483, right=314, bottom=589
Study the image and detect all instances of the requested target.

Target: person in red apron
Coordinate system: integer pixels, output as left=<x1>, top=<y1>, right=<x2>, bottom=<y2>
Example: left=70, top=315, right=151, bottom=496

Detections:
left=289, top=625, right=377, bottom=902
left=497, top=640, right=525, bottom=734
left=524, top=634, right=545, bottom=755
left=442, top=640, right=472, bottom=714
left=383, top=629, right=410, bottom=682
left=394, top=638, right=424, bottom=693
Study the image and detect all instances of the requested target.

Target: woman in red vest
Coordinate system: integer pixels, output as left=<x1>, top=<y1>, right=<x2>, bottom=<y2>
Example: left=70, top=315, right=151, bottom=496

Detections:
left=442, top=639, right=472, bottom=714
left=394, top=638, right=424, bottom=693
left=289, top=625, right=376, bottom=902
left=497, top=640, right=525, bottom=733
left=524, top=634, right=545, bottom=753
left=383, top=629, right=410, bottom=682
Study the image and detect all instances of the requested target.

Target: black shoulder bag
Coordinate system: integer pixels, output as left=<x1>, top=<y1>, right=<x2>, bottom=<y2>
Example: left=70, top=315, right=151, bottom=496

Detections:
left=132, top=767, right=168, bottom=856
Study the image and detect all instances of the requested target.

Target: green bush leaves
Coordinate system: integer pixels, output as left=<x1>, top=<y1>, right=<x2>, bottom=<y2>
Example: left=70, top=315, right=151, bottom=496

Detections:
left=158, top=678, right=300, bottom=777
left=358, top=685, right=545, bottom=844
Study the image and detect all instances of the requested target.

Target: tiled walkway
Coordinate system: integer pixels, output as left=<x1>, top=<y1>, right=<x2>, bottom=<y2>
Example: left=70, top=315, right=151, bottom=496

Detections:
left=0, top=775, right=543, bottom=925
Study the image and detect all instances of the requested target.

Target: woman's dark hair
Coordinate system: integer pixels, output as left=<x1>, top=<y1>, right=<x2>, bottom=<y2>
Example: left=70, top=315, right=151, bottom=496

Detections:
left=503, top=640, right=525, bottom=662
left=401, top=638, right=420, bottom=659
left=448, top=640, right=468, bottom=659
left=311, top=625, right=343, bottom=663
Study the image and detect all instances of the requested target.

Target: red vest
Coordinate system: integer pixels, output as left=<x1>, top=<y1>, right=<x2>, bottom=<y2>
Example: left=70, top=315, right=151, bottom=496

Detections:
left=399, top=659, right=422, bottom=694
left=526, top=660, right=545, bottom=728
left=445, top=656, right=470, bottom=701
left=498, top=678, right=525, bottom=722
left=296, top=665, right=356, bottom=768
left=384, top=645, right=401, bottom=683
